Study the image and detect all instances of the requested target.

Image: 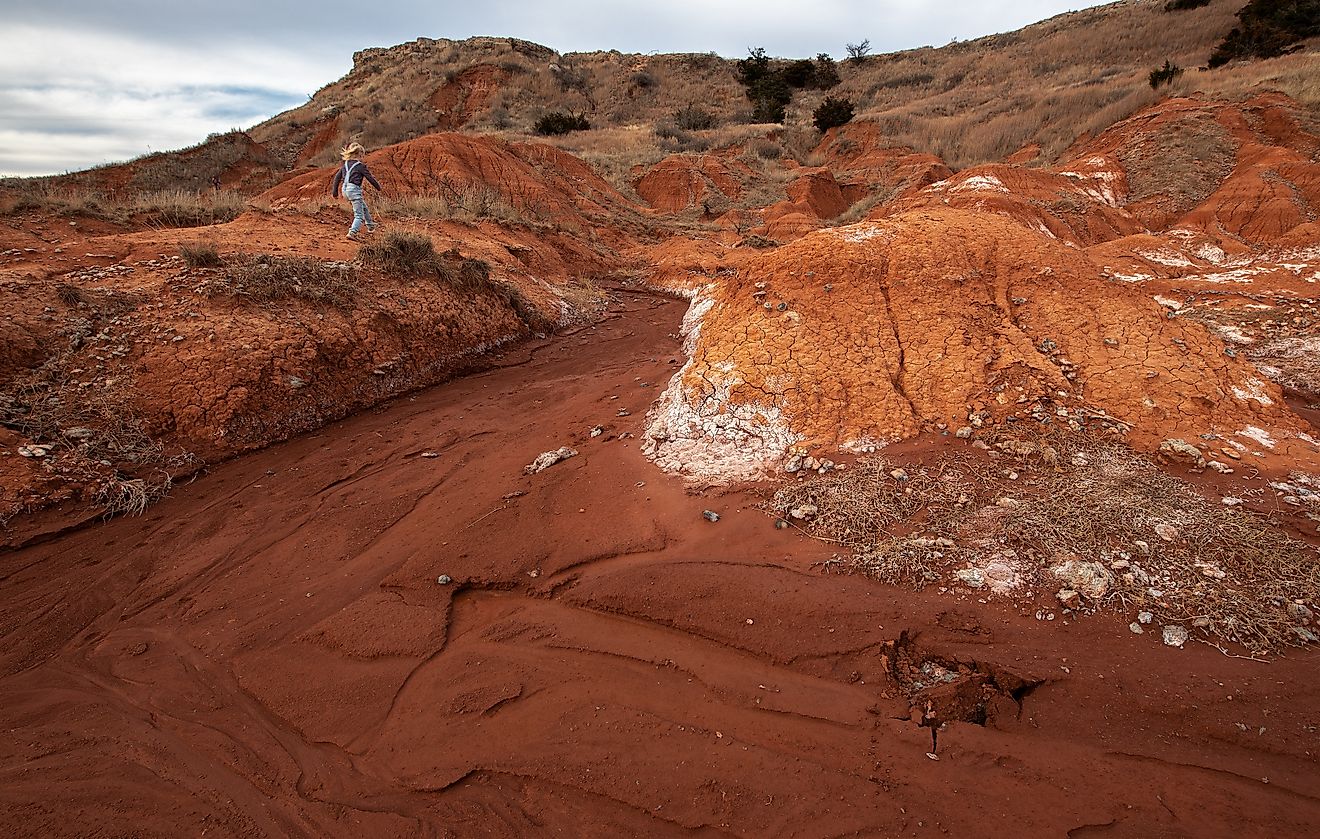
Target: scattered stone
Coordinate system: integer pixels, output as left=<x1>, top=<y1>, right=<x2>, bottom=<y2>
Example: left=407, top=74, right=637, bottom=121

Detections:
left=437, top=575, right=452, bottom=585
left=1050, top=559, right=1112, bottom=599
left=1287, top=602, right=1314, bottom=625
left=955, top=568, right=986, bottom=589
left=702, top=510, right=721, bottom=523
left=524, top=447, right=578, bottom=474
left=1295, top=627, right=1319, bottom=643
left=1158, top=439, right=1206, bottom=468
left=1196, top=562, right=1227, bottom=580
left=890, top=468, right=909, bottom=481
left=1138, top=611, right=1153, bottom=625
left=17, top=445, right=52, bottom=458
left=64, top=427, right=95, bottom=442
left=1154, top=523, right=1179, bottom=542
left=784, top=455, right=803, bottom=473
left=590, top=426, right=603, bottom=438
left=955, top=426, right=973, bottom=439
left=1129, top=622, right=1144, bottom=634
left=1056, top=588, right=1082, bottom=609
left=1207, top=460, right=1234, bottom=474
left=789, top=504, right=818, bottom=520
left=1162, top=625, right=1190, bottom=648
left=288, top=375, right=308, bottom=390
left=617, top=408, right=631, bottom=417
left=775, top=519, right=790, bottom=529
left=421, top=451, right=440, bottom=458
left=926, top=752, right=939, bottom=761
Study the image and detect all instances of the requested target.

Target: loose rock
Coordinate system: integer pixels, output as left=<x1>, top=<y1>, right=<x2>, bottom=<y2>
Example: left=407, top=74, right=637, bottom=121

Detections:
left=1162, top=625, right=1190, bottom=648
left=524, top=447, right=578, bottom=474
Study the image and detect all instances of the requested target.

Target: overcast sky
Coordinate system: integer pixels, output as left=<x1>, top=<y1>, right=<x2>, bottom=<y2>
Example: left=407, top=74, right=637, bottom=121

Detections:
left=2, top=0, right=1112, bottom=178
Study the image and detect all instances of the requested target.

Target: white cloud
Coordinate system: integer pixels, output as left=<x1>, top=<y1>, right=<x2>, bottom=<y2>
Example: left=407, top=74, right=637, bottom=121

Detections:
left=0, top=24, right=332, bottom=175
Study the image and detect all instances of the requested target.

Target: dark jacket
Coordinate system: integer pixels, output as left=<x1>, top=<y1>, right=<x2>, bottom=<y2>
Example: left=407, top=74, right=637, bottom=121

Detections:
left=331, top=159, right=382, bottom=196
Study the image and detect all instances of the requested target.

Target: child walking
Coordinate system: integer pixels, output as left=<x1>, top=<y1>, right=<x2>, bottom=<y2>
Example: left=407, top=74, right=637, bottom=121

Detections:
left=331, top=142, right=382, bottom=240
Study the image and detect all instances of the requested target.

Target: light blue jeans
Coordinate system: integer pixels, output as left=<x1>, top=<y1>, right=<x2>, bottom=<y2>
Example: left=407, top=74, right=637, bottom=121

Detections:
left=344, top=183, right=375, bottom=234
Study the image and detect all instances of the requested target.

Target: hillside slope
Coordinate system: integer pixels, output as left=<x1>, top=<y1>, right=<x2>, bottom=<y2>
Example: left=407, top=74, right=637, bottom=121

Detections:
left=8, top=0, right=1315, bottom=203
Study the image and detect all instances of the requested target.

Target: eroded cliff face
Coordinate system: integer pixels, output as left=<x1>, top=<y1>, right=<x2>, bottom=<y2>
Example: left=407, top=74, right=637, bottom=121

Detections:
left=642, top=93, right=1320, bottom=482
left=644, top=208, right=1304, bottom=481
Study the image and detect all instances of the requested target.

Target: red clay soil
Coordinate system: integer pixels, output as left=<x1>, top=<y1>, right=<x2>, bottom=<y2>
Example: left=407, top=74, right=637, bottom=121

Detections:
left=261, top=134, right=638, bottom=238
left=2, top=290, right=1317, bottom=838
left=633, top=153, right=751, bottom=214
left=429, top=65, right=515, bottom=131
left=648, top=207, right=1315, bottom=482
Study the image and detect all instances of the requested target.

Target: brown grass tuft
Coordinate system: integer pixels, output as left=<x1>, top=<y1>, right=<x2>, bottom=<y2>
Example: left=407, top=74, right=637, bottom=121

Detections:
left=201, top=254, right=359, bottom=306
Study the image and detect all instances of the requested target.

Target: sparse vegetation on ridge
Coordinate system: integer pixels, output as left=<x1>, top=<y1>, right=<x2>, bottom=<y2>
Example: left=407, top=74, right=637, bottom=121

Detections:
left=535, top=110, right=591, bottom=136
left=1149, top=59, right=1185, bottom=88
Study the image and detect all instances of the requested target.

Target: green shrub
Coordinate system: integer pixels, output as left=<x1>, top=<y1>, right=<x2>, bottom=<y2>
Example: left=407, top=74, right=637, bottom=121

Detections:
left=1148, top=59, right=1185, bottom=88
left=1208, top=0, right=1320, bottom=67
left=748, top=75, right=792, bottom=123
left=782, top=59, right=818, bottom=88
left=534, top=111, right=590, bottom=135
left=736, top=47, right=772, bottom=86
left=813, top=96, right=856, bottom=132
left=814, top=54, right=841, bottom=89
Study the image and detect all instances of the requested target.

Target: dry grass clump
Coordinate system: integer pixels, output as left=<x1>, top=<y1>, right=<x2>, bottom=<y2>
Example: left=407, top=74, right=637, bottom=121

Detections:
left=0, top=185, right=246, bottom=228
left=772, top=432, right=1319, bottom=652
left=361, top=229, right=555, bottom=331
left=772, top=454, right=988, bottom=587
left=95, top=474, right=173, bottom=518
left=134, top=189, right=246, bottom=227
left=375, top=177, right=553, bottom=227
left=359, top=229, right=490, bottom=288
left=201, top=254, right=359, bottom=306
left=179, top=241, right=223, bottom=268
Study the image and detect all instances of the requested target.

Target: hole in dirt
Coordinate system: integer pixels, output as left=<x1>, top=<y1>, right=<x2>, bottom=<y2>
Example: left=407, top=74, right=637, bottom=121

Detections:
left=884, top=629, right=1042, bottom=737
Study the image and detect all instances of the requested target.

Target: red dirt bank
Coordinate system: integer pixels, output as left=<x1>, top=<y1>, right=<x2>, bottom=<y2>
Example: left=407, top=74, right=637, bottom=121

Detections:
left=2, top=291, right=1317, bottom=837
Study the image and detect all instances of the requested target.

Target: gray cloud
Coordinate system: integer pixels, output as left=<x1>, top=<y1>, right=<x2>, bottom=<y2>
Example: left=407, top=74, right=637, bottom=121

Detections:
left=5, top=1, right=1108, bottom=177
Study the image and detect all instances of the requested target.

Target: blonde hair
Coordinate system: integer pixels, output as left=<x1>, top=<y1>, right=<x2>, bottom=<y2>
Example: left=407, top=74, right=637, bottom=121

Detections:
left=340, top=142, right=366, bottom=160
